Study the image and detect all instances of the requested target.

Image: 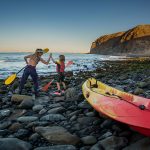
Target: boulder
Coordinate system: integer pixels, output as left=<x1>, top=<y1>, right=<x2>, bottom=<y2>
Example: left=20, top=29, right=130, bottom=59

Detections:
left=65, top=88, right=78, bottom=100
left=19, top=99, right=34, bottom=109
left=11, top=94, right=32, bottom=103
left=35, top=126, right=80, bottom=145
left=0, top=138, right=32, bottom=150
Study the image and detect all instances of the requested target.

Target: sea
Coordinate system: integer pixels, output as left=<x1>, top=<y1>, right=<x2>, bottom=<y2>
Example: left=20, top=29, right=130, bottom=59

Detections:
left=0, top=52, right=127, bottom=79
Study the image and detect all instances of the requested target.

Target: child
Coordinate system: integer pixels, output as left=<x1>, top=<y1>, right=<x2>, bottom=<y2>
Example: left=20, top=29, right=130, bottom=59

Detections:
left=19, top=49, right=51, bottom=96
left=51, top=54, right=66, bottom=95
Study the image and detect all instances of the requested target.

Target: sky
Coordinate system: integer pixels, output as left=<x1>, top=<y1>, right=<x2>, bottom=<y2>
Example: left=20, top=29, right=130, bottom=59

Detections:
left=0, top=0, right=149, bottom=53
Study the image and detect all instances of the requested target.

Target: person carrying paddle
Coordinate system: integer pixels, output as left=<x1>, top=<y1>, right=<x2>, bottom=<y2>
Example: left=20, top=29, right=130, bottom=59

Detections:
left=19, top=49, right=51, bottom=96
left=50, top=54, right=66, bottom=95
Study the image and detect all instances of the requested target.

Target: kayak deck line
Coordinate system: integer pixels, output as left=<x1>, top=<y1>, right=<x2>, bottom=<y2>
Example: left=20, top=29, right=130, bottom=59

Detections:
left=87, top=78, right=150, bottom=111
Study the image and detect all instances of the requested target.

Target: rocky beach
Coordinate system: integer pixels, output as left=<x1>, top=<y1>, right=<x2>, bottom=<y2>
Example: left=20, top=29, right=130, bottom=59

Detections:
left=0, top=58, right=150, bottom=150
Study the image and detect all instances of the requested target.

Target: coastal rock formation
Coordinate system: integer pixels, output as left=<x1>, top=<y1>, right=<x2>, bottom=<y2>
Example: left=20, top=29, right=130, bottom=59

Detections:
left=90, top=24, right=150, bottom=56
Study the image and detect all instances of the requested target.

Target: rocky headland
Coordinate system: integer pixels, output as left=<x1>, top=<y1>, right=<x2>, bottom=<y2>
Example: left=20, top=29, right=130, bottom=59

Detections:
left=90, top=24, right=150, bottom=56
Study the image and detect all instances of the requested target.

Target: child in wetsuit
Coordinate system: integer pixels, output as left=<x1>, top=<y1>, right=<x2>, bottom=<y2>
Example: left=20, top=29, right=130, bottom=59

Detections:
left=19, top=49, right=51, bottom=96
left=51, top=54, right=66, bottom=94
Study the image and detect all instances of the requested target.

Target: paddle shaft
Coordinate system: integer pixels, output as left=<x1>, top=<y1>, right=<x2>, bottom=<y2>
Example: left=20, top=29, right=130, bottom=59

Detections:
left=16, top=66, right=26, bottom=75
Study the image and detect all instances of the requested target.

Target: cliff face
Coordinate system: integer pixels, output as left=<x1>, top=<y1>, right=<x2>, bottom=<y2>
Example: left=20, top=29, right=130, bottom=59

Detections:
left=90, top=25, right=150, bottom=56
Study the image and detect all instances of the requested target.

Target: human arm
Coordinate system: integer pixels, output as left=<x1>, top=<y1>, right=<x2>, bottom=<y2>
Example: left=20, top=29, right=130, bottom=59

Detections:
left=24, top=54, right=32, bottom=64
left=50, top=54, right=58, bottom=64
left=40, top=54, right=51, bottom=65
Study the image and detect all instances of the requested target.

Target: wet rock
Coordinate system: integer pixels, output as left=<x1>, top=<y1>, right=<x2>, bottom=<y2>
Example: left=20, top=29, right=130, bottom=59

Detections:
left=98, top=131, right=113, bottom=140
left=11, top=94, right=32, bottom=102
left=134, top=88, right=144, bottom=95
left=40, top=114, right=66, bottom=121
left=100, top=119, right=114, bottom=128
left=34, top=145, right=76, bottom=150
left=81, top=136, right=97, bottom=145
left=17, top=116, right=38, bottom=123
left=29, top=133, right=40, bottom=142
left=19, top=99, right=34, bottom=109
left=0, top=138, right=32, bottom=150
left=33, top=105, right=44, bottom=112
left=85, top=112, right=96, bottom=117
left=90, top=142, right=104, bottom=150
left=123, top=137, right=150, bottom=150
left=47, top=107, right=65, bottom=114
left=35, top=126, right=80, bottom=145
left=0, top=109, right=11, bottom=117
left=137, top=81, right=149, bottom=88
left=77, top=117, right=96, bottom=126
left=9, top=122, right=23, bottom=132
left=39, top=108, right=47, bottom=115
left=53, top=96, right=65, bottom=102
left=14, top=129, right=29, bottom=139
left=78, top=101, right=92, bottom=109
left=99, top=136, right=128, bottom=149
left=65, top=88, right=78, bottom=100
left=0, top=121, right=11, bottom=130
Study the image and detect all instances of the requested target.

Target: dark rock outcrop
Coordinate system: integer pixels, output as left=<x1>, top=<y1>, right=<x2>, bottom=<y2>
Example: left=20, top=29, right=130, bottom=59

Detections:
left=90, top=24, right=150, bottom=56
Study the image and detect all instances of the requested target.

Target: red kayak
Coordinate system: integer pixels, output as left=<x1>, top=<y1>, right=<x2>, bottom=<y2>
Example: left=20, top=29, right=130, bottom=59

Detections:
left=82, top=78, right=150, bottom=136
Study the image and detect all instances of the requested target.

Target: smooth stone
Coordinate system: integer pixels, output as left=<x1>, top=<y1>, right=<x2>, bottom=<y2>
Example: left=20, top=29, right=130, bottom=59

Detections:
left=0, top=109, right=11, bottom=117
left=19, top=99, right=34, bottom=109
left=100, top=119, right=113, bottom=128
left=29, top=133, right=40, bottom=142
left=99, top=136, right=128, bottom=150
left=34, top=145, right=76, bottom=150
left=14, top=129, right=29, bottom=138
left=39, top=108, right=47, bottom=115
left=85, top=112, right=95, bottom=117
left=35, top=126, right=80, bottom=145
left=81, top=136, right=97, bottom=145
left=98, top=131, right=112, bottom=140
left=0, top=121, right=11, bottom=130
left=9, top=122, right=23, bottom=132
left=123, top=137, right=150, bottom=150
left=0, top=138, right=32, bottom=150
left=48, top=103, right=62, bottom=109
left=32, top=105, right=44, bottom=112
left=11, top=94, right=32, bottom=102
left=40, top=114, right=66, bottom=121
left=77, top=117, right=96, bottom=125
left=78, top=101, right=92, bottom=109
left=65, top=88, right=78, bottom=99
left=17, top=116, right=38, bottom=123
left=134, top=88, right=144, bottom=95
left=47, top=107, right=65, bottom=114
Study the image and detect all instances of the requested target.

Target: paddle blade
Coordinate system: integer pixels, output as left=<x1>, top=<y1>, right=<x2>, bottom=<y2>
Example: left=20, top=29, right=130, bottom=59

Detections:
left=42, top=79, right=54, bottom=92
left=66, top=61, right=73, bottom=68
left=43, top=48, right=49, bottom=54
left=5, top=74, right=17, bottom=85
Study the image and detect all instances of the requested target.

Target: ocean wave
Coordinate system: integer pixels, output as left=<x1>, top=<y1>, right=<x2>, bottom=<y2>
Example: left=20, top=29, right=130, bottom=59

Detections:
left=0, top=60, right=23, bottom=63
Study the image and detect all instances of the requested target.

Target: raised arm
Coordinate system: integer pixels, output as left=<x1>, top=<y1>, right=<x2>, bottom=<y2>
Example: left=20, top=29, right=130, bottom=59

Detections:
left=24, top=54, right=32, bottom=64
left=40, top=54, right=51, bottom=65
left=50, top=54, right=57, bottom=64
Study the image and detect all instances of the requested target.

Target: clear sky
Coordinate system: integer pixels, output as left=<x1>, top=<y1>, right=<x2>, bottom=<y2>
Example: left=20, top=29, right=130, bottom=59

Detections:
left=0, top=0, right=149, bottom=53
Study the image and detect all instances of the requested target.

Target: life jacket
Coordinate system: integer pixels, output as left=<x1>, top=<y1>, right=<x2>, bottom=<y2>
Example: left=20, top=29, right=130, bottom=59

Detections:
left=56, top=60, right=65, bottom=73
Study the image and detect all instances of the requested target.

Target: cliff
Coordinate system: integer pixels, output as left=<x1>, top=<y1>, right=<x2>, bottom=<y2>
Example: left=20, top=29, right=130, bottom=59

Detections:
left=90, top=24, right=150, bottom=56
